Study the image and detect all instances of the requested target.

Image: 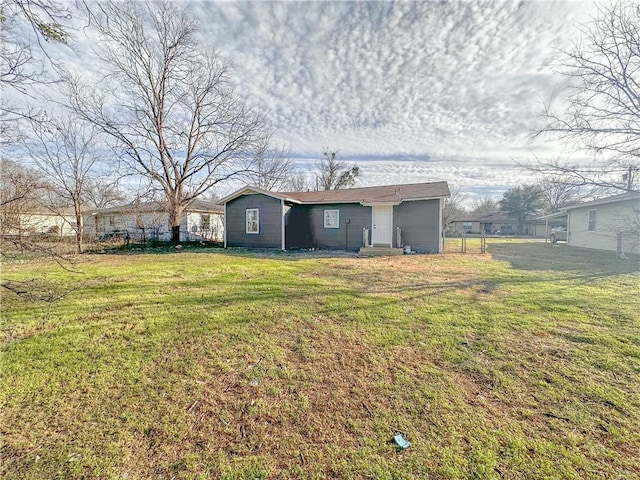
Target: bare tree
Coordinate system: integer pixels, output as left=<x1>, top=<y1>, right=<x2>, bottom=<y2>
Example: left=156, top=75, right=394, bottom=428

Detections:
left=82, top=177, right=124, bottom=210
left=1, top=0, right=72, bottom=177
left=315, top=149, right=360, bottom=191
left=0, top=159, right=41, bottom=235
left=533, top=1, right=640, bottom=193
left=442, top=184, right=466, bottom=230
left=1, top=0, right=69, bottom=93
left=25, top=113, right=102, bottom=253
left=1, top=0, right=71, bottom=136
left=0, top=158, right=58, bottom=260
left=284, top=171, right=311, bottom=192
left=537, top=176, right=585, bottom=213
left=67, top=1, right=271, bottom=242
left=246, top=144, right=294, bottom=191
left=470, top=195, right=500, bottom=215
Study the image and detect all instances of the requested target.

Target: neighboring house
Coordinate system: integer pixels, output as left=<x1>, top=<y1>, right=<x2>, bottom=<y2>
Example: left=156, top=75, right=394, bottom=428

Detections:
left=450, top=213, right=545, bottom=236
left=1, top=206, right=77, bottom=237
left=219, top=182, right=450, bottom=252
left=563, top=191, right=640, bottom=255
left=85, top=200, right=224, bottom=242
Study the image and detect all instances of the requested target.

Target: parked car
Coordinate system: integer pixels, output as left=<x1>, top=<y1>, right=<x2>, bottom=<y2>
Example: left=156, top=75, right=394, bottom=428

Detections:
left=549, top=226, right=567, bottom=243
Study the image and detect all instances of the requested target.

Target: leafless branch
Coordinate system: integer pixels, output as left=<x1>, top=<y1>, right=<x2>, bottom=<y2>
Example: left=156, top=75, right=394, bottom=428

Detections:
left=67, top=0, right=273, bottom=242
left=533, top=1, right=640, bottom=192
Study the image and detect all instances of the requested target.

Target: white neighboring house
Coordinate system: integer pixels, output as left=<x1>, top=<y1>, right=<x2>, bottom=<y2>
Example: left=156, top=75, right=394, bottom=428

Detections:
left=564, top=191, right=640, bottom=256
left=85, top=200, right=224, bottom=242
left=1, top=206, right=78, bottom=237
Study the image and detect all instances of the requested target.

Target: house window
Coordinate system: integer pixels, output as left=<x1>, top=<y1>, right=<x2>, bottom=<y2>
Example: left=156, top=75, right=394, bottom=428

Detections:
left=109, top=216, right=115, bottom=226
left=201, top=214, right=210, bottom=231
left=246, top=209, right=259, bottom=234
left=324, top=209, right=339, bottom=228
left=462, top=222, right=472, bottom=233
left=588, top=209, right=596, bottom=231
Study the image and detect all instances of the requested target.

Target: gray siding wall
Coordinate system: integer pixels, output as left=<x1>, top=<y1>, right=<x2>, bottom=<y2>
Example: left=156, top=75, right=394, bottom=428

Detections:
left=394, top=199, right=441, bottom=252
left=306, top=203, right=371, bottom=250
left=226, top=194, right=282, bottom=248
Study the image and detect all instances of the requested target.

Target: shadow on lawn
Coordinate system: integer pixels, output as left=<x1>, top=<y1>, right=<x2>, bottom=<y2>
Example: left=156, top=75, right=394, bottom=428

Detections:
left=487, top=241, right=639, bottom=275
left=75, top=241, right=638, bottom=320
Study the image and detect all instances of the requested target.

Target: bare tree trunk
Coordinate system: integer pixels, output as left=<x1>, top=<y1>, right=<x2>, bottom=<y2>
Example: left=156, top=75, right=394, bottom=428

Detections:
left=74, top=205, right=83, bottom=254
left=169, top=205, right=183, bottom=244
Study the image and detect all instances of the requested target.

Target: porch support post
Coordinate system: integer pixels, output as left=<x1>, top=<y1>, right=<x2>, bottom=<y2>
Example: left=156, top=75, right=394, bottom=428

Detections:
left=545, top=218, right=548, bottom=243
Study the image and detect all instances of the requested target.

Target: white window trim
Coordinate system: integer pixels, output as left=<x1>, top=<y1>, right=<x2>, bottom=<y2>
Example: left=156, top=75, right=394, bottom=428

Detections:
left=324, top=209, right=340, bottom=228
left=246, top=208, right=259, bottom=234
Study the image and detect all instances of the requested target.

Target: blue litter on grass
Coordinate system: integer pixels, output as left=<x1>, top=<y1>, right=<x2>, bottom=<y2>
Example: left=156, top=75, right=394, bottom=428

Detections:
left=393, top=434, right=410, bottom=450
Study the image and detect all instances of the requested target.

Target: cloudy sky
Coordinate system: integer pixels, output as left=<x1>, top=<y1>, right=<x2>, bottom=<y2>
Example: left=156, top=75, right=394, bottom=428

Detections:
left=188, top=0, right=597, bottom=197
left=18, top=0, right=600, bottom=199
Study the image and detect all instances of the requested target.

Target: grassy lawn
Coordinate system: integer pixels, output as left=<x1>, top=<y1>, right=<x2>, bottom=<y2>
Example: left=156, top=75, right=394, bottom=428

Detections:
left=1, top=240, right=639, bottom=479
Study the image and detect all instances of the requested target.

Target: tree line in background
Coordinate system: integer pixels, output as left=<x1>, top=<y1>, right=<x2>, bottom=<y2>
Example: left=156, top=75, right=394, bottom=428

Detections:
left=443, top=177, right=609, bottom=236
left=2, top=0, right=639, bottom=252
left=1, top=0, right=358, bottom=251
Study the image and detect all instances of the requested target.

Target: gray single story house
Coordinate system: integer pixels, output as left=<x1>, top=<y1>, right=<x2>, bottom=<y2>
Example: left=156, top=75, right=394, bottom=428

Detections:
left=219, top=182, right=450, bottom=252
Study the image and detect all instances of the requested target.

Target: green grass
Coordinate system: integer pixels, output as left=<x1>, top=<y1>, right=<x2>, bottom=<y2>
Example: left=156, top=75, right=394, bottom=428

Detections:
left=1, top=240, right=639, bottom=479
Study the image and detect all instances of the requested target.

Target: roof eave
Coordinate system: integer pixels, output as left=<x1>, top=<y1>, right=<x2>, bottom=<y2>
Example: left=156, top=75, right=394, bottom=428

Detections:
left=563, top=193, right=640, bottom=210
left=218, top=186, right=302, bottom=204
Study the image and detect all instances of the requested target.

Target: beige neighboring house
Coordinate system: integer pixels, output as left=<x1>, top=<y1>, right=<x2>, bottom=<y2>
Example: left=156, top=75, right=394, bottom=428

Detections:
left=1, top=206, right=78, bottom=237
left=564, top=191, right=640, bottom=255
left=450, top=213, right=546, bottom=236
left=85, top=200, right=224, bottom=242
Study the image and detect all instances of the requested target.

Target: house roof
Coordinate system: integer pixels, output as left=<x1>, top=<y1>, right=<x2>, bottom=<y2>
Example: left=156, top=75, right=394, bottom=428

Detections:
left=17, top=200, right=78, bottom=216
left=220, top=182, right=450, bottom=205
left=535, top=191, right=639, bottom=220
left=538, top=211, right=569, bottom=220
left=218, top=186, right=304, bottom=205
left=561, top=191, right=639, bottom=210
left=24, top=206, right=77, bottom=216
left=94, top=199, right=223, bottom=215
left=451, top=212, right=503, bottom=222
left=451, top=212, right=543, bottom=224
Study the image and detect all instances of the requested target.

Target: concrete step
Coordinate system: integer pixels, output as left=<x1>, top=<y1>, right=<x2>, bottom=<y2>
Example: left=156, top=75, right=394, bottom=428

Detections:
left=358, top=246, right=404, bottom=257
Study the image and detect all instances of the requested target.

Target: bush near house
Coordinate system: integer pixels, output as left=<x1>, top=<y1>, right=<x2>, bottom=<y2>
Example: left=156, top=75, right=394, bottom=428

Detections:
left=1, top=241, right=639, bottom=479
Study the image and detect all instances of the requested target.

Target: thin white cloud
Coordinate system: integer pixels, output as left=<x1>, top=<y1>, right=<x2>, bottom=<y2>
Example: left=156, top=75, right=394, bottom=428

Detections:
left=193, top=0, right=596, bottom=177
left=7, top=0, right=599, bottom=197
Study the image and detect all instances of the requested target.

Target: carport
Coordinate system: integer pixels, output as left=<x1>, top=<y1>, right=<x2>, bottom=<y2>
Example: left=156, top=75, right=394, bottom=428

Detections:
left=538, top=211, right=569, bottom=243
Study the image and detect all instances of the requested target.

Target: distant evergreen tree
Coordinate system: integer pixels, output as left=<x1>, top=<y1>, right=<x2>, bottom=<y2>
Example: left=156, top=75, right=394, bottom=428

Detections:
left=499, top=185, right=544, bottom=234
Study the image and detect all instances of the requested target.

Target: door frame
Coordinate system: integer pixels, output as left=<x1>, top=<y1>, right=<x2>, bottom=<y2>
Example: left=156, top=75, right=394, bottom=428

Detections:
left=371, top=205, right=394, bottom=247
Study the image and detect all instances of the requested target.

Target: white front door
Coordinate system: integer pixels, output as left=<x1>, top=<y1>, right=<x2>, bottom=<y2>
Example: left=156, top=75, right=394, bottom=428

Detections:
left=372, top=205, right=393, bottom=246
